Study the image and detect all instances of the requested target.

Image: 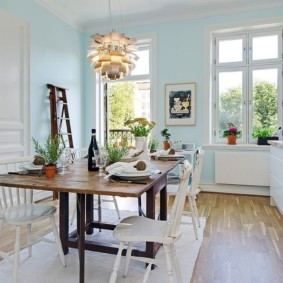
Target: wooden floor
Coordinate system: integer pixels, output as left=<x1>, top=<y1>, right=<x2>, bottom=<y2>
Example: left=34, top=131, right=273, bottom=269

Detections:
left=191, top=193, right=283, bottom=283
left=1, top=192, right=283, bottom=283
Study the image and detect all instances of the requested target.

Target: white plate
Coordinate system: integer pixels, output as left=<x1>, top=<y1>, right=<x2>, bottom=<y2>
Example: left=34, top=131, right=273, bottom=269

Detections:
left=22, top=164, right=43, bottom=171
left=114, top=171, right=152, bottom=181
left=122, top=168, right=151, bottom=174
left=158, top=154, right=184, bottom=158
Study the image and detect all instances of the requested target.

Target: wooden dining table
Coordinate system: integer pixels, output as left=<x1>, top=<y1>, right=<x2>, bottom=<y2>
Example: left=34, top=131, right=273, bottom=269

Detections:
left=0, top=157, right=184, bottom=283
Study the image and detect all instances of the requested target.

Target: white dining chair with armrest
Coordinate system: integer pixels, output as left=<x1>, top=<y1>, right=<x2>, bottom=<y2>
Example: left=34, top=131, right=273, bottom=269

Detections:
left=109, top=160, right=193, bottom=283
left=167, top=148, right=205, bottom=240
left=0, top=157, right=66, bottom=283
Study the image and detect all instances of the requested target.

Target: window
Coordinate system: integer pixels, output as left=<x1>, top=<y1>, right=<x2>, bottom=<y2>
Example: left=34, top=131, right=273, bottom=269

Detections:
left=102, top=35, right=155, bottom=145
left=212, top=29, right=283, bottom=143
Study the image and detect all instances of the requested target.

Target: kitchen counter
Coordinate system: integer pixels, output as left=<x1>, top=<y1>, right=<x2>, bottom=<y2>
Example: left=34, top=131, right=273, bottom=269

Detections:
left=268, top=140, right=283, bottom=147
left=270, top=143, right=283, bottom=215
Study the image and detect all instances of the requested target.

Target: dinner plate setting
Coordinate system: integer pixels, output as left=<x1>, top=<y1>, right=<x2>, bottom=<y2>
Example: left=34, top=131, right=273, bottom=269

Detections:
left=114, top=169, right=154, bottom=181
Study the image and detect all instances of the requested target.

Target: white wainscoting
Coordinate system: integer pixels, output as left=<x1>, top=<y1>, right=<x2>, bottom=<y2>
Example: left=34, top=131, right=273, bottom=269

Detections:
left=215, top=151, right=270, bottom=187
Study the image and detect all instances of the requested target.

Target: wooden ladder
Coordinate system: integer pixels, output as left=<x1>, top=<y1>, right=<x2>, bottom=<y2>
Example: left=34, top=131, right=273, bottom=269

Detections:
left=47, top=84, right=74, bottom=148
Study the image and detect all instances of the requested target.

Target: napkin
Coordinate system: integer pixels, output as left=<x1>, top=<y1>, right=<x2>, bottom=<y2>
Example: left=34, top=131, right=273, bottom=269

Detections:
left=105, top=160, right=151, bottom=178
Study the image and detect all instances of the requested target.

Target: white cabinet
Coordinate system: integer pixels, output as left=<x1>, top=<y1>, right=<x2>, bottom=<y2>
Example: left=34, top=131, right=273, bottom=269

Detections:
left=270, top=145, right=283, bottom=214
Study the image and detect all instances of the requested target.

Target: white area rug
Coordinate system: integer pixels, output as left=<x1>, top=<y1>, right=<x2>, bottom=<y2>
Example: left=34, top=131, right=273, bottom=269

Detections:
left=0, top=210, right=205, bottom=283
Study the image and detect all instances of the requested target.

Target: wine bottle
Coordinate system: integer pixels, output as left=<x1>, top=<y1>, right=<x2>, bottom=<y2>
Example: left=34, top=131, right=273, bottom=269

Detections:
left=88, top=129, right=99, bottom=171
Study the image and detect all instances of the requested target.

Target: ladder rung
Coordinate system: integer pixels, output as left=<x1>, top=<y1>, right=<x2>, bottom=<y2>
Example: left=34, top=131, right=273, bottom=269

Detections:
left=57, top=117, right=70, bottom=120
left=57, top=101, right=68, bottom=105
left=59, top=132, right=72, bottom=135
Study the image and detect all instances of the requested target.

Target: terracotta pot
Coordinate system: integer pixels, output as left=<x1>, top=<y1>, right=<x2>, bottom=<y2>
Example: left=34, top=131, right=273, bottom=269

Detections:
left=44, top=165, right=57, bottom=178
left=227, top=135, right=237, bottom=145
left=163, top=140, right=171, bottom=150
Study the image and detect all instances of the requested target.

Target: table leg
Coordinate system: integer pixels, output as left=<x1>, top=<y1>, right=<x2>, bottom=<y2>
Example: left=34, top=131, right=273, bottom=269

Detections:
left=59, top=192, right=69, bottom=254
left=86, top=194, right=93, bottom=234
left=77, top=194, right=85, bottom=283
left=160, top=186, right=167, bottom=221
left=146, top=187, right=155, bottom=259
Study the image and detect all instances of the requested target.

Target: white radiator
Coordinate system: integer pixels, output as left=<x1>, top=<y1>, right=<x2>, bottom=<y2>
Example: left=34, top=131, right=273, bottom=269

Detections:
left=215, top=151, right=270, bottom=186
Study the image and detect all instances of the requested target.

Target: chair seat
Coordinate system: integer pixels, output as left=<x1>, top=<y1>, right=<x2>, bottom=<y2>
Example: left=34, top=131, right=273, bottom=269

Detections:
left=0, top=204, right=56, bottom=225
left=114, top=216, right=180, bottom=244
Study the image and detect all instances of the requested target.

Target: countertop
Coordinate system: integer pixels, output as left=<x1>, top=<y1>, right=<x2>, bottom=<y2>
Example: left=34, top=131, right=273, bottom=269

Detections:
left=268, top=140, right=283, bottom=147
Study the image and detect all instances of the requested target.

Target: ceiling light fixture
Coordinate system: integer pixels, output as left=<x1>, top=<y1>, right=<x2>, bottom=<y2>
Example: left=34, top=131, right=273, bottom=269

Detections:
left=87, top=0, right=138, bottom=81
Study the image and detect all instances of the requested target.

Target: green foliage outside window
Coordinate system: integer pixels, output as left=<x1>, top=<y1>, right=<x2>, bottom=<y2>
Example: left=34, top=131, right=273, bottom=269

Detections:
left=108, top=82, right=135, bottom=129
left=219, top=81, right=277, bottom=139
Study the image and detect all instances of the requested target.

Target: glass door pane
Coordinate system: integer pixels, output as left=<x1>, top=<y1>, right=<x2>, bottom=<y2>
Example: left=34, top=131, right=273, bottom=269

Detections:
left=217, top=70, right=243, bottom=139
left=216, top=35, right=245, bottom=65
left=251, top=33, right=279, bottom=61
left=252, top=68, right=278, bottom=133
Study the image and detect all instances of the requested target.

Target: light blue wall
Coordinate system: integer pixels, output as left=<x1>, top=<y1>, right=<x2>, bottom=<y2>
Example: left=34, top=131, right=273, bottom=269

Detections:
left=84, top=5, right=283, bottom=183
left=1, top=1, right=283, bottom=182
left=0, top=0, right=84, bottom=149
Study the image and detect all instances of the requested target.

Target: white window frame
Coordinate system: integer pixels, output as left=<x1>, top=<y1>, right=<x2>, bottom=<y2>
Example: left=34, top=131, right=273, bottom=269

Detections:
left=206, top=22, right=283, bottom=146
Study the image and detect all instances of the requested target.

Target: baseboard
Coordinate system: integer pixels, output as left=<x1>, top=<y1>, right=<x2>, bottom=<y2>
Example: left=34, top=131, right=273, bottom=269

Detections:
left=200, top=182, right=270, bottom=196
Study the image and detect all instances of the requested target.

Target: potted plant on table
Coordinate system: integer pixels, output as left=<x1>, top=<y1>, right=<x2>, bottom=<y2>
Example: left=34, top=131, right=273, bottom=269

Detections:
left=222, top=123, right=241, bottom=145
left=252, top=127, right=278, bottom=145
left=32, top=135, right=64, bottom=178
left=160, top=128, right=171, bottom=150
left=124, top=118, right=156, bottom=151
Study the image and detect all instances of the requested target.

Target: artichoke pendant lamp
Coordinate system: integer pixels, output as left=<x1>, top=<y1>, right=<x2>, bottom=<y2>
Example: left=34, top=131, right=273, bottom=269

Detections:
left=87, top=0, right=138, bottom=80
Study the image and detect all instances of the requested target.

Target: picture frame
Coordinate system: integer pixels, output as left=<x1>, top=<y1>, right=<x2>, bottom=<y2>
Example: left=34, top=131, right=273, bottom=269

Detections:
left=165, top=82, right=196, bottom=126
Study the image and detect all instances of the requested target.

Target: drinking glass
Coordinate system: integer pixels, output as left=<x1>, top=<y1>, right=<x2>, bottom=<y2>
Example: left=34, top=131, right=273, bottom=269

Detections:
left=93, top=149, right=108, bottom=177
left=58, top=148, right=70, bottom=175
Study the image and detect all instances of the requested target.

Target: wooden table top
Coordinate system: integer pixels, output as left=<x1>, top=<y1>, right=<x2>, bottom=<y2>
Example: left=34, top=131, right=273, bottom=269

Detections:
left=0, top=158, right=183, bottom=197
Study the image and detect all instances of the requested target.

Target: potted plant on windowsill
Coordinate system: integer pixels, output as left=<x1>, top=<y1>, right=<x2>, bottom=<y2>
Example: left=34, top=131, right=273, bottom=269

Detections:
left=32, top=135, right=64, bottom=178
left=252, top=127, right=278, bottom=145
left=222, top=123, right=241, bottom=145
left=160, top=128, right=171, bottom=150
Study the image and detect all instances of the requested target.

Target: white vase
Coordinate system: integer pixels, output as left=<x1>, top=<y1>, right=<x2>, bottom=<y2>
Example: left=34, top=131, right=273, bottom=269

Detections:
left=135, top=136, right=149, bottom=161
left=135, top=136, right=148, bottom=151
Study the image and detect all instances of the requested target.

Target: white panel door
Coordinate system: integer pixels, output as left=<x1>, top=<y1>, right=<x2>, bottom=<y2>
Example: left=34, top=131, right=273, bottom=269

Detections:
left=0, top=10, right=30, bottom=158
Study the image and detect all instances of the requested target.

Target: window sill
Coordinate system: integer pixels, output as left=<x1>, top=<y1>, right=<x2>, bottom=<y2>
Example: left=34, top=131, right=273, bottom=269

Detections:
left=202, top=143, right=270, bottom=151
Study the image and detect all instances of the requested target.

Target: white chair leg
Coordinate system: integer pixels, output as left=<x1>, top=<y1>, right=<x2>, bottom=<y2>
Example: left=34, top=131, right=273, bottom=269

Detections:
left=163, top=244, right=174, bottom=283
left=188, top=196, right=198, bottom=240
left=170, top=243, right=182, bottom=283
left=113, top=197, right=121, bottom=219
left=50, top=216, right=66, bottom=267
left=142, top=260, right=154, bottom=283
left=109, top=241, right=125, bottom=283
left=123, top=242, right=133, bottom=277
left=13, top=226, right=21, bottom=283
left=193, top=197, right=201, bottom=227
left=27, top=223, right=32, bottom=257
left=70, top=205, right=77, bottom=225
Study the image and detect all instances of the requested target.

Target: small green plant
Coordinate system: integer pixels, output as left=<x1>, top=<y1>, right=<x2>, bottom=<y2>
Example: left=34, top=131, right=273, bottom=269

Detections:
left=148, top=136, right=160, bottom=152
left=106, top=142, right=129, bottom=163
left=252, top=127, right=274, bottom=138
left=32, top=135, right=64, bottom=166
left=160, top=128, right=171, bottom=141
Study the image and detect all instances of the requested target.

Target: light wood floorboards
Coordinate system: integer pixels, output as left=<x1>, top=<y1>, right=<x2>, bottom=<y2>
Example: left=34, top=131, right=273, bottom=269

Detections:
left=1, top=192, right=283, bottom=283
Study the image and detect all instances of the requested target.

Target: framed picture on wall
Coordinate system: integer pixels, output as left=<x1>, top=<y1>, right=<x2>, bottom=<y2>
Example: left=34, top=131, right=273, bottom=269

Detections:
left=165, top=82, right=196, bottom=126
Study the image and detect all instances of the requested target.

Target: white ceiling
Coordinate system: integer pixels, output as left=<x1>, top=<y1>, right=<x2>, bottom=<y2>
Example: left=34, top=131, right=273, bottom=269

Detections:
left=35, top=0, right=283, bottom=32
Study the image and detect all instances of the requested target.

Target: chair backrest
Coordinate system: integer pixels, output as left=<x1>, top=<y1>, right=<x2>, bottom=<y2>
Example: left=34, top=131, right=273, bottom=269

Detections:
left=166, top=159, right=193, bottom=237
left=0, top=156, right=34, bottom=210
left=190, top=148, right=205, bottom=194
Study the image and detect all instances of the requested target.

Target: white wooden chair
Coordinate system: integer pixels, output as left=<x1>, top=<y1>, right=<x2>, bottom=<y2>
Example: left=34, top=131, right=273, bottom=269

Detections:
left=0, top=157, right=66, bottom=283
left=70, top=148, right=120, bottom=225
left=109, top=160, right=193, bottom=283
left=167, top=148, right=205, bottom=240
